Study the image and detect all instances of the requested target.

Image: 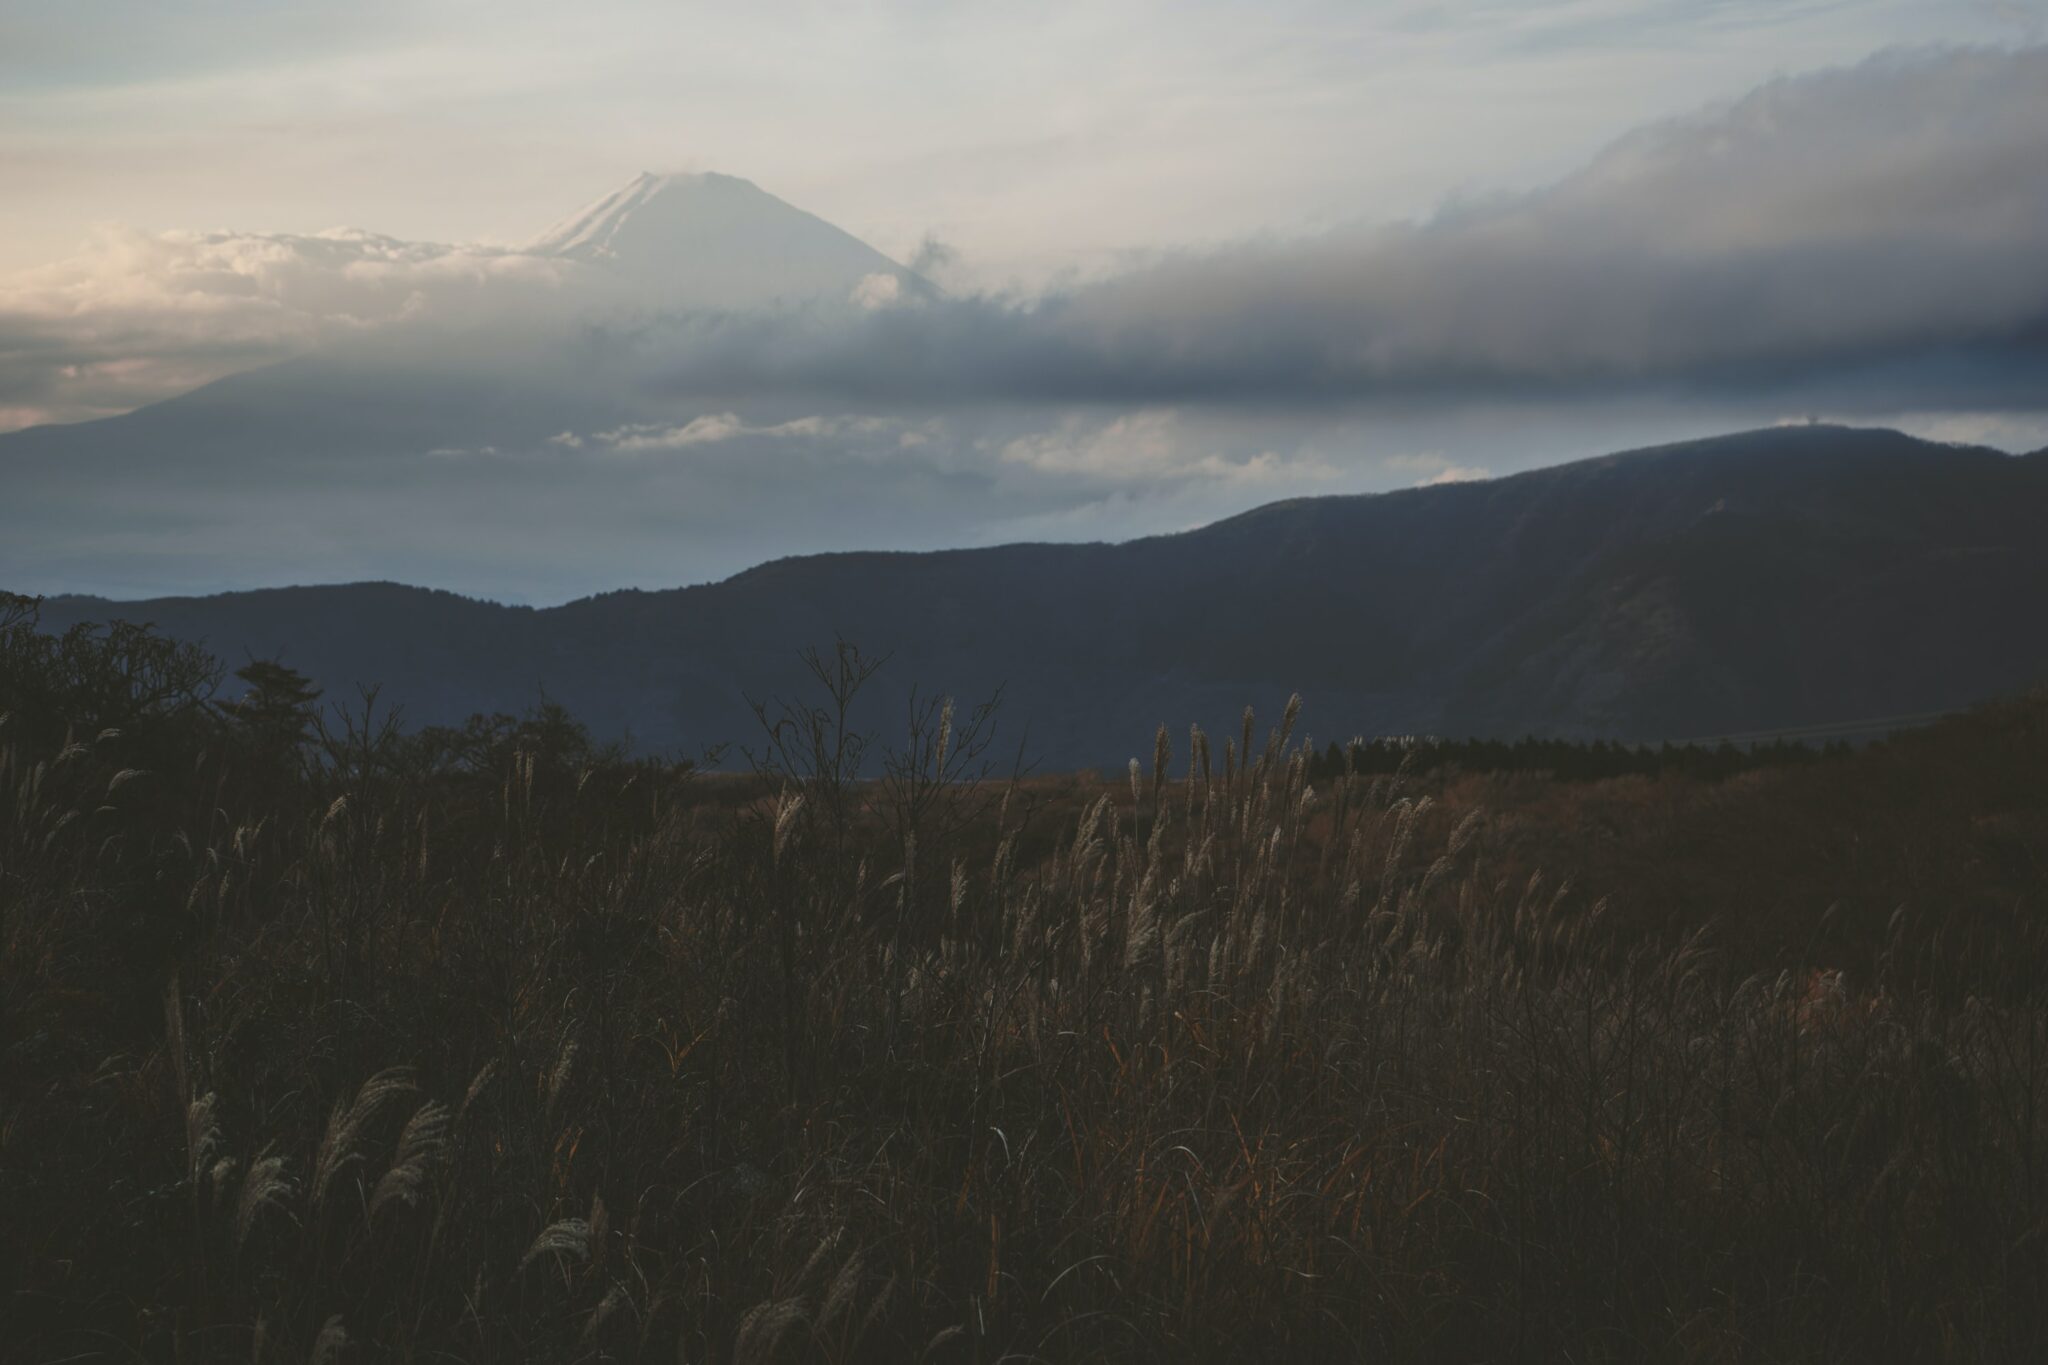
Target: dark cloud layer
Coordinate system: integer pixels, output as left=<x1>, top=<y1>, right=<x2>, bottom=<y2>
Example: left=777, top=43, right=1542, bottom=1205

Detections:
left=7, top=47, right=2044, bottom=431
left=630, top=47, right=2048, bottom=411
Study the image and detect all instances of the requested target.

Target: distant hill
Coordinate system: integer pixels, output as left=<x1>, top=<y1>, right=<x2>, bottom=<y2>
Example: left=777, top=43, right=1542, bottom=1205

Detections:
left=34, top=425, right=2048, bottom=767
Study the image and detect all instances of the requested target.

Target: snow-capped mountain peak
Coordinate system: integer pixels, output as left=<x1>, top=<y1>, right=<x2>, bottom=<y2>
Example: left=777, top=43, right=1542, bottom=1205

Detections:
left=523, top=171, right=924, bottom=310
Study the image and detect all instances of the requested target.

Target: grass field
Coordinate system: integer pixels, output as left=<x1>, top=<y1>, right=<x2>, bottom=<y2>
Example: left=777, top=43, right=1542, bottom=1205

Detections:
left=5, top=607, right=2047, bottom=1362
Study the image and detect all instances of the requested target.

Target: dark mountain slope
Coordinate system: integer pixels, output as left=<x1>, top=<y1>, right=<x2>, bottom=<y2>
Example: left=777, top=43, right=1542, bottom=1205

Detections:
left=35, top=426, right=2048, bottom=766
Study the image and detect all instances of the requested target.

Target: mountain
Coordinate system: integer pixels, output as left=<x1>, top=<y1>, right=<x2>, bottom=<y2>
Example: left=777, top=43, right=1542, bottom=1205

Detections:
left=35, top=425, right=2048, bottom=767
left=0, top=171, right=946, bottom=601
left=525, top=171, right=927, bottom=308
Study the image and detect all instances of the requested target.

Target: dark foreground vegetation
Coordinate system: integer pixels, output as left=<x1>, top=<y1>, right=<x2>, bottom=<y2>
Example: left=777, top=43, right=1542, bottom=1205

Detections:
left=5, top=592, right=2048, bottom=1362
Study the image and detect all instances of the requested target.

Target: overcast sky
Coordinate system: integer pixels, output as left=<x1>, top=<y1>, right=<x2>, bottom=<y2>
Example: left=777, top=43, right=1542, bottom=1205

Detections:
left=5, top=1, right=2040, bottom=284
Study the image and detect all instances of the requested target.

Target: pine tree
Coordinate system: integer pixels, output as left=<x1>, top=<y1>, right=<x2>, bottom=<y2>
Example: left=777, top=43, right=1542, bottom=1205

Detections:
left=220, top=659, right=322, bottom=768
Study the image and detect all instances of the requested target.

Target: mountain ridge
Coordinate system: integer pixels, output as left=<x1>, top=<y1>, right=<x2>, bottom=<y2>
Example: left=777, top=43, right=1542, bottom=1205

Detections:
left=32, top=424, right=2048, bottom=766
left=47, top=422, right=2006, bottom=606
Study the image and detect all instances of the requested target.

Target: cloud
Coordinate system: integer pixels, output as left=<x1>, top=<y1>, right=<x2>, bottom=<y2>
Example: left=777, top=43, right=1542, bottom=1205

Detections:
left=598, top=412, right=746, bottom=451
left=5, top=45, right=2046, bottom=440
left=907, top=234, right=960, bottom=281
left=1384, top=452, right=1493, bottom=486
left=632, top=46, right=2048, bottom=411
left=997, top=408, right=1331, bottom=486
left=577, top=412, right=931, bottom=455
left=851, top=273, right=905, bottom=310
left=0, top=226, right=582, bottom=428
left=1419, top=465, right=1491, bottom=486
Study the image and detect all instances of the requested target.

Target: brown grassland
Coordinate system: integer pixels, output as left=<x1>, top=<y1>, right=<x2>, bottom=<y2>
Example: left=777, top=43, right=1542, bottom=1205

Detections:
left=4, top=603, right=2047, bottom=1362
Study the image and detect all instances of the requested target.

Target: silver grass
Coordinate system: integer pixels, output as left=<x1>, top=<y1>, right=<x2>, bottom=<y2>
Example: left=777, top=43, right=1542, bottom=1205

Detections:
left=519, top=1216, right=592, bottom=1273
left=309, top=1315, right=347, bottom=1365
left=1122, top=886, right=1160, bottom=969
left=795, top=1227, right=843, bottom=1289
left=210, top=1157, right=240, bottom=1217
left=581, top=1285, right=630, bottom=1344
left=457, top=1060, right=497, bottom=1125
left=187, top=1092, right=222, bottom=1187
left=588, top=1191, right=610, bottom=1273
left=369, top=1099, right=451, bottom=1221
left=733, top=1297, right=806, bottom=1365
left=105, top=767, right=148, bottom=795
left=772, top=789, right=805, bottom=866
left=856, top=1273, right=897, bottom=1348
left=544, top=1038, right=578, bottom=1120
left=1448, top=807, right=1484, bottom=857
left=234, top=1150, right=294, bottom=1252
left=818, top=1251, right=866, bottom=1332
left=312, top=1068, right=417, bottom=1213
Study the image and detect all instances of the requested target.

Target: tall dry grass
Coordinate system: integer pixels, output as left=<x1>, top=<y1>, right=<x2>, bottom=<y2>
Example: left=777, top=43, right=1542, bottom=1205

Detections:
left=3, top=690, right=2047, bottom=1362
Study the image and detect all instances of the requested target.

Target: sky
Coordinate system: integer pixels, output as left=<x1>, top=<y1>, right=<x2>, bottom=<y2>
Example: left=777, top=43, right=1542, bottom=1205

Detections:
left=3, top=2, right=2048, bottom=601
left=6, top=1, right=2040, bottom=283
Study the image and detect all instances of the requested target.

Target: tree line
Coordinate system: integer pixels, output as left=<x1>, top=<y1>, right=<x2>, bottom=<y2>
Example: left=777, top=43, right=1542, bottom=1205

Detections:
left=1311, top=731, right=1849, bottom=784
